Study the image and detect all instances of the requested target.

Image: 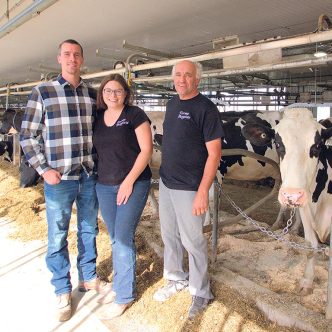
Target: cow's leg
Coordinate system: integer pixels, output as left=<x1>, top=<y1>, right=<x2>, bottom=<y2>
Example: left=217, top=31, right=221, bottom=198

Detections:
left=290, top=208, right=303, bottom=235
left=272, top=207, right=303, bottom=235
left=148, top=187, right=159, bottom=219
left=19, top=155, right=40, bottom=188
left=271, top=205, right=286, bottom=230
left=298, top=207, right=318, bottom=295
left=300, top=251, right=316, bottom=295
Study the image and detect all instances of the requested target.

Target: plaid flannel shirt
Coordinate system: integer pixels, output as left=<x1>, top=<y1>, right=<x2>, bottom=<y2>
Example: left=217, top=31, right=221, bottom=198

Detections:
left=20, top=75, right=97, bottom=180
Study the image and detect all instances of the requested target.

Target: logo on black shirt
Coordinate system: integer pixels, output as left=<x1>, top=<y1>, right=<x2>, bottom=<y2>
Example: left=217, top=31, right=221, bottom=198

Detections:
left=178, top=111, right=190, bottom=120
left=116, top=119, right=129, bottom=127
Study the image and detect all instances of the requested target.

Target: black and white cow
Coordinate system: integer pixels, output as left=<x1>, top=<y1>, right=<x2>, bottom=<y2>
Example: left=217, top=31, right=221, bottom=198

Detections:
left=146, top=110, right=289, bottom=225
left=0, top=140, right=13, bottom=162
left=147, top=110, right=282, bottom=182
left=319, top=117, right=332, bottom=128
left=0, top=108, right=24, bottom=135
left=242, top=108, right=332, bottom=294
left=0, top=108, right=40, bottom=188
left=218, top=110, right=282, bottom=181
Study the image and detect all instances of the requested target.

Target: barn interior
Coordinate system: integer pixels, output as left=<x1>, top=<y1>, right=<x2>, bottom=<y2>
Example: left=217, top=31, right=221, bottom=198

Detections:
left=0, top=0, right=332, bottom=116
left=1, top=2, right=332, bottom=331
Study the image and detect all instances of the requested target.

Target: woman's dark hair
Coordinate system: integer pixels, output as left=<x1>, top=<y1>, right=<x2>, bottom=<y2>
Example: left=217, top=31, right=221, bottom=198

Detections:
left=96, top=74, right=133, bottom=109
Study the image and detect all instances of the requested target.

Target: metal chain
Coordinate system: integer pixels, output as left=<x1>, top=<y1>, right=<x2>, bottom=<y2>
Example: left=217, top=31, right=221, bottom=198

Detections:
left=281, top=209, right=295, bottom=235
left=149, top=178, right=327, bottom=254
left=217, top=183, right=327, bottom=254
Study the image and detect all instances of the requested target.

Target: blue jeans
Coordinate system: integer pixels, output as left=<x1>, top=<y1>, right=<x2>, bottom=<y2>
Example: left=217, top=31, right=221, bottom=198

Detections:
left=44, top=172, right=99, bottom=295
left=96, top=179, right=150, bottom=304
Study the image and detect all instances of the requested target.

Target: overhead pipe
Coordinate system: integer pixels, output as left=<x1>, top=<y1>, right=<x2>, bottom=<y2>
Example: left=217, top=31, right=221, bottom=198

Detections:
left=95, top=49, right=122, bottom=61
left=132, top=29, right=332, bottom=72
left=64, top=29, right=332, bottom=82
left=0, top=81, right=39, bottom=92
left=82, top=50, right=170, bottom=80
left=126, top=53, right=160, bottom=64
left=1, top=30, right=332, bottom=93
left=123, top=40, right=181, bottom=58
left=1, top=54, right=332, bottom=94
left=132, top=54, right=332, bottom=84
left=0, top=90, right=30, bottom=97
left=1, top=0, right=11, bottom=22
left=201, top=55, right=332, bottom=79
left=0, top=0, right=58, bottom=39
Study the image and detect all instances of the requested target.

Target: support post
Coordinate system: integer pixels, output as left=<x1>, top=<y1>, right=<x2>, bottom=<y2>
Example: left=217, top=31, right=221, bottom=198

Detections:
left=211, top=177, right=219, bottom=265
left=12, top=133, right=21, bottom=165
left=326, top=217, right=332, bottom=319
left=5, top=85, right=9, bottom=109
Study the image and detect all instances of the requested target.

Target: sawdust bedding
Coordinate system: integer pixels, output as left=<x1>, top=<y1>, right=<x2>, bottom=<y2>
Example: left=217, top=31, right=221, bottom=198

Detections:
left=0, top=159, right=328, bottom=332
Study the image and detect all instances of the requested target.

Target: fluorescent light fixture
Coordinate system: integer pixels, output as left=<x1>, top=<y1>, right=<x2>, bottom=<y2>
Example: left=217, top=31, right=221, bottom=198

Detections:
left=314, top=51, right=327, bottom=58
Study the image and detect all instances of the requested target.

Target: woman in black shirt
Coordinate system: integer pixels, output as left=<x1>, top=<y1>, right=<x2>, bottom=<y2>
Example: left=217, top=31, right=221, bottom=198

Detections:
left=93, top=74, right=152, bottom=319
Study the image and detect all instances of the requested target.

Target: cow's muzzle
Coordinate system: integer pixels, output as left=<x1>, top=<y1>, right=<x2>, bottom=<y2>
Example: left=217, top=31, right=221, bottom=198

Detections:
left=278, top=188, right=307, bottom=207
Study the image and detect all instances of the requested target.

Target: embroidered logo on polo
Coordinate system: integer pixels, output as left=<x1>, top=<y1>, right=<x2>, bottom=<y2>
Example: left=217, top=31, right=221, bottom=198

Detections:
left=178, top=111, right=191, bottom=120
left=116, top=119, right=129, bottom=127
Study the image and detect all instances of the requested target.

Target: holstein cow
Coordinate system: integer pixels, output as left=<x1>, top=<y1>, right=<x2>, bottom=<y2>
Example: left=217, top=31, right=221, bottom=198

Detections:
left=0, top=108, right=40, bottom=188
left=0, top=108, right=24, bottom=135
left=147, top=110, right=282, bottom=182
left=146, top=110, right=289, bottom=226
left=218, top=111, right=282, bottom=181
left=242, top=108, right=332, bottom=294
left=319, top=117, right=332, bottom=128
left=0, top=140, right=13, bottom=162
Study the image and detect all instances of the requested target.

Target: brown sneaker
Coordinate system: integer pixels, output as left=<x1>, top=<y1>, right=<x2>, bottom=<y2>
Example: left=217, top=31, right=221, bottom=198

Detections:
left=57, top=293, right=72, bottom=322
left=99, top=301, right=133, bottom=320
left=78, top=277, right=115, bottom=304
left=96, top=288, right=116, bottom=304
left=78, top=277, right=108, bottom=292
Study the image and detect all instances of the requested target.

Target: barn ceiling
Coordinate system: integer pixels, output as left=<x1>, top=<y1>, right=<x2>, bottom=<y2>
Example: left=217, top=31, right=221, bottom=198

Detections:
left=0, top=0, right=332, bottom=107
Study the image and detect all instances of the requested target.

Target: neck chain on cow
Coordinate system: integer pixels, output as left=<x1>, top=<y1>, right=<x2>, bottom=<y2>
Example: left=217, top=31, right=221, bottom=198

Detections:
left=217, top=182, right=328, bottom=255
left=148, top=178, right=328, bottom=255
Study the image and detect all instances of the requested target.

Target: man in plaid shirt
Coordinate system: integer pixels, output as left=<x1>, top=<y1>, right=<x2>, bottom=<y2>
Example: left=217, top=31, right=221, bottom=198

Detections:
left=20, top=39, right=111, bottom=322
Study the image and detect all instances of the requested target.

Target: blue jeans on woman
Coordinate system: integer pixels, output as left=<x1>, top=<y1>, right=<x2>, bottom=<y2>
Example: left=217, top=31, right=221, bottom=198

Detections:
left=96, top=179, right=150, bottom=304
left=44, top=172, right=99, bottom=296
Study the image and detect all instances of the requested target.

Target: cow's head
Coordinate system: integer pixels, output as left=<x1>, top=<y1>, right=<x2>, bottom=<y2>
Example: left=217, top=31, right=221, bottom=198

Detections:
left=0, top=141, right=13, bottom=162
left=242, top=108, right=332, bottom=208
left=0, top=141, right=7, bottom=155
left=0, top=108, right=16, bottom=134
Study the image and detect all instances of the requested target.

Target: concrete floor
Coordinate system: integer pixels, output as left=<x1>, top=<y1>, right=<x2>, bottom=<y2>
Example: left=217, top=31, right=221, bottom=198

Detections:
left=0, top=217, right=110, bottom=332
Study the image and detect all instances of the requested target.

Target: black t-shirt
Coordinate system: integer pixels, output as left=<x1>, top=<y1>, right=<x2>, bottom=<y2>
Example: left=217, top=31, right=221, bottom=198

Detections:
left=160, top=93, right=224, bottom=191
left=93, top=105, right=152, bottom=185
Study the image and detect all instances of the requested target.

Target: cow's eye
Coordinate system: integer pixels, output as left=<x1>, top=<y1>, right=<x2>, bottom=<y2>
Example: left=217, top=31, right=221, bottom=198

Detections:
left=315, top=141, right=324, bottom=150
left=310, top=143, right=322, bottom=158
left=261, top=133, right=266, bottom=139
left=275, top=142, right=280, bottom=149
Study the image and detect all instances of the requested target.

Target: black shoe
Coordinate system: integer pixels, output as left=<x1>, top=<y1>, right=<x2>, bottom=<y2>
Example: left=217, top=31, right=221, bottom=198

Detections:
left=188, top=296, right=211, bottom=319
